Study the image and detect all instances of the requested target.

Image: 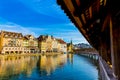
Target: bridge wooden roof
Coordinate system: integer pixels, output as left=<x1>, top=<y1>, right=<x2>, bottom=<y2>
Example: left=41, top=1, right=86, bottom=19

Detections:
left=57, top=0, right=119, bottom=50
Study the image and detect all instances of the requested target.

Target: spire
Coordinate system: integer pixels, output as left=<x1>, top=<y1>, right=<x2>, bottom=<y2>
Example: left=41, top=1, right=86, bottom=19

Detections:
left=70, top=38, right=73, bottom=45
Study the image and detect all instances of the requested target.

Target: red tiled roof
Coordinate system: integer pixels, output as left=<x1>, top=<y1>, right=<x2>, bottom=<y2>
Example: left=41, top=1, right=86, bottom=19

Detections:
left=57, top=39, right=66, bottom=44
left=1, top=30, right=23, bottom=38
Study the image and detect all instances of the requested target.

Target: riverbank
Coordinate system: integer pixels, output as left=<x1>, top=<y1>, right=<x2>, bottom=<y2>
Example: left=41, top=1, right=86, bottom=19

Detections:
left=0, top=52, right=63, bottom=58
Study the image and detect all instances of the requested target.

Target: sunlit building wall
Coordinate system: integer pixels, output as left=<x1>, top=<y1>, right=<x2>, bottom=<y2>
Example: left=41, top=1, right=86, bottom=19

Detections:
left=45, top=35, right=53, bottom=52
left=38, top=35, right=54, bottom=53
left=0, top=33, right=2, bottom=53
left=0, top=30, right=24, bottom=54
left=52, top=38, right=59, bottom=52
left=38, top=35, right=47, bottom=53
left=38, top=35, right=67, bottom=53
left=67, top=40, right=73, bottom=53
left=57, top=39, right=67, bottom=53
left=23, top=37, right=30, bottom=53
left=24, top=35, right=39, bottom=53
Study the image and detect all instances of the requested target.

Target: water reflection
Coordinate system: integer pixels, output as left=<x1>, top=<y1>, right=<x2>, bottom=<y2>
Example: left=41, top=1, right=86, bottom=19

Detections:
left=0, top=54, right=98, bottom=80
left=38, top=54, right=67, bottom=76
left=0, top=56, right=38, bottom=79
left=0, top=54, right=69, bottom=79
left=67, top=53, right=74, bottom=65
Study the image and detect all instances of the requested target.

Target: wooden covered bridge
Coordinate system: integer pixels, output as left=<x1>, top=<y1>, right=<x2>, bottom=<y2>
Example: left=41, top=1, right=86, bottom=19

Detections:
left=57, top=0, right=120, bottom=80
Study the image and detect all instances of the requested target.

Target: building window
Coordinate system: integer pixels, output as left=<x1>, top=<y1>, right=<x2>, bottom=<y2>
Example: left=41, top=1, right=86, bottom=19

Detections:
left=5, top=34, right=8, bottom=37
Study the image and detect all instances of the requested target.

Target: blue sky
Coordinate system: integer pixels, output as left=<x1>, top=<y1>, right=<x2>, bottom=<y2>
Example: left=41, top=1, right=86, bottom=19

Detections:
left=0, top=0, right=88, bottom=44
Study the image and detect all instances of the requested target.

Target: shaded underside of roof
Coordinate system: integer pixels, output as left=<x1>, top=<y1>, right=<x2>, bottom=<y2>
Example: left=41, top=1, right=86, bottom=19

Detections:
left=57, top=0, right=119, bottom=50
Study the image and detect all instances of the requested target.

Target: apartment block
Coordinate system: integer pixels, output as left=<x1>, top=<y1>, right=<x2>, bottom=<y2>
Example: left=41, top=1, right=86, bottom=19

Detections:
left=0, top=31, right=24, bottom=54
left=0, top=30, right=67, bottom=54
left=38, top=35, right=53, bottom=53
left=24, top=35, right=39, bottom=53
left=38, top=35, right=67, bottom=53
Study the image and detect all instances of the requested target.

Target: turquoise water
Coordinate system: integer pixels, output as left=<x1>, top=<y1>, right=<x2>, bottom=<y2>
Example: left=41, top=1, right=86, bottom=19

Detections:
left=0, top=54, right=99, bottom=80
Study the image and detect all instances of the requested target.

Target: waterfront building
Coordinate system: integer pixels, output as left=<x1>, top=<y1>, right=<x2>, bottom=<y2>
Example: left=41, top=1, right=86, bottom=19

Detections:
left=45, top=35, right=53, bottom=52
left=67, top=40, right=73, bottom=53
left=23, top=36, right=30, bottom=53
left=52, top=38, right=59, bottom=52
left=57, top=39, right=67, bottom=53
left=38, top=35, right=47, bottom=53
left=38, top=35, right=67, bottom=53
left=0, top=30, right=24, bottom=54
left=38, top=35, right=53, bottom=53
left=0, top=30, right=67, bottom=54
left=24, top=35, right=39, bottom=53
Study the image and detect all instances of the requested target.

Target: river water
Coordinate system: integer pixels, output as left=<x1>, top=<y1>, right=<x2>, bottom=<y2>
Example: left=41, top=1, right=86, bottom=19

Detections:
left=0, top=54, right=99, bottom=80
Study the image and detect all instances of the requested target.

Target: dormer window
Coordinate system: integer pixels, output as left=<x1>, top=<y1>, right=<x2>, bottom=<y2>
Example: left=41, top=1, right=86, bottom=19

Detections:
left=19, top=35, right=22, bottom=38
left=10, top=35, right=13, bottom=37
left=5, top=34, right=8, bottom=37
left=15, top=36, right=17, bottom=38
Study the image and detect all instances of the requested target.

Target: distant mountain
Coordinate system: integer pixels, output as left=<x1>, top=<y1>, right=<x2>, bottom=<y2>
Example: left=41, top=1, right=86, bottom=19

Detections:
left=74, top=43, right=92, bottom=49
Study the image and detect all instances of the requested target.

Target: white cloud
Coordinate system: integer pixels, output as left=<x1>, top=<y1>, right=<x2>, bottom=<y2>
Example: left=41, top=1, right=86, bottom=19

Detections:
left=27, top=27, right=45, bottom=31
left=0, top=22, right=88, bottom=44
left=38, top=22, right=88, bottom=44
left=0, top=22, right=37, bottom=36
left=53, top=30, right=88, bottom=44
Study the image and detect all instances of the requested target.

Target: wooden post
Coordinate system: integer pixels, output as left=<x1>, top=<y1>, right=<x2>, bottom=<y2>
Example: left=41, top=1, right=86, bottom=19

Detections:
left=110, top=17, right=120, bottom=79
left=99, top=40, right=108, bottom=62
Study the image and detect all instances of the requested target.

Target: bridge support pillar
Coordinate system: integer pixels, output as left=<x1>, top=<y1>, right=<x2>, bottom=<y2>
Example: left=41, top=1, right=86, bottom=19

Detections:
left=110, top=17, right=120, bottom=80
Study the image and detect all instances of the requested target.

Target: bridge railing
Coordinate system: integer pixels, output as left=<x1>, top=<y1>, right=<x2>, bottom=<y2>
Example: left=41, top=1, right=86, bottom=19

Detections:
left=76, top=52, right=117, bottom=80
left=99, top=56, right=116, bottom=80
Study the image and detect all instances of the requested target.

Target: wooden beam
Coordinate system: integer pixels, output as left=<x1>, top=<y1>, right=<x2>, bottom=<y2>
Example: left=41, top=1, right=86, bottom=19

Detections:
left=110, top=16, right=120, bottom=80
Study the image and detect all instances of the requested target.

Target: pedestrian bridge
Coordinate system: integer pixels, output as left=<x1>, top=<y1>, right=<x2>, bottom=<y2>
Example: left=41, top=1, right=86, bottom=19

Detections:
left=57, top=0, right=120, bottom=80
